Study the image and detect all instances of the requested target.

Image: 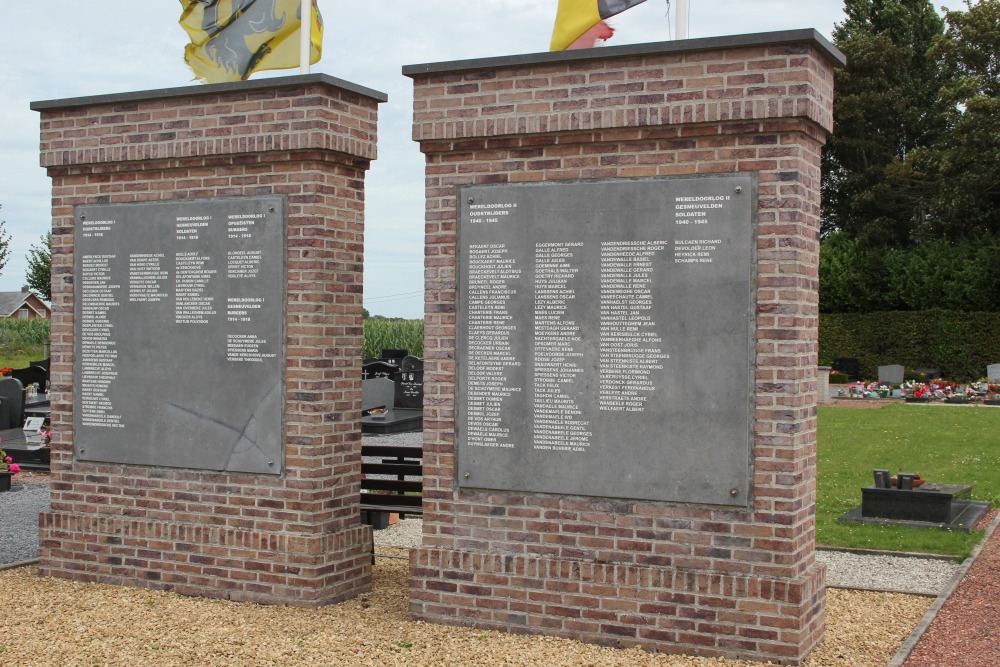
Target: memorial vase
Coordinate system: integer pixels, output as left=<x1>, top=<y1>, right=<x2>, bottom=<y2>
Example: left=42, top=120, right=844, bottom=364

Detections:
left=0, top=471, right=12, bottom=492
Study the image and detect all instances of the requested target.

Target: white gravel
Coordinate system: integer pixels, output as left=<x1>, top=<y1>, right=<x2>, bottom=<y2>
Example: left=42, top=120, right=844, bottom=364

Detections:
left=373, top=517, right=426, bottom=549
left=816, top=548, right=961, bottom=595
left=0, top=483, right=51, bottom=564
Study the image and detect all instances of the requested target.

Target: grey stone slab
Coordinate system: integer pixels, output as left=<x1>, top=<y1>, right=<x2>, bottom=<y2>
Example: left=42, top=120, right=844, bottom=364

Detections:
left=73, top=196, right=286, bottom=474
left=455, top=175, right=756, bottom=506
left=988, top=364, right=1000, bottom=382
left=840, top=501, right=989, bottom=533
left=362, top=378, right=396, bottom=413
left=878, top=364, right=905, bottom=385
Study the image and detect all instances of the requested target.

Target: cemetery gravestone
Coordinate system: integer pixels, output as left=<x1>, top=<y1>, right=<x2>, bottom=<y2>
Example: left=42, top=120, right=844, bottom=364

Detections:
left=361, top=377, right=396, bottom=414
left=988, top=364, right=1000, bottom=383
left=394, top=356, right=423, bottom=410
left=0, top=377, right=25, bottom=429
left=362, top=360, right=399, bottom=380
left=878, top=365, right=904, bottom=386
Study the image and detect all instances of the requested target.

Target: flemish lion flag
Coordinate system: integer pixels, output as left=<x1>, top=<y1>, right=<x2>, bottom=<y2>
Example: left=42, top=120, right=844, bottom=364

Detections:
left=179, top=0, right=323, bottom=83
left=550, top=0, right=648, bottom=51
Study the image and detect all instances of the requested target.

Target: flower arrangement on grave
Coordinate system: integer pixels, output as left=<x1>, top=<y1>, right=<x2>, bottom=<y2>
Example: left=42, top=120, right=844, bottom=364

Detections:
left=1, top=445, right=21, bottom=475
left=839, top=380, right=891, bottom=398
left=970, top=380, right=990, bottom=394
left=0, top=367, right=12, bottom=377
left=931, top=380, right=959, bottom=396
left=38, top=429, right=51, bottom=446
left=988, top=384, right=1000, bottom=401
left=903, top=381, right=931, bottom=399
left=869, top=382, right=891, bottom=398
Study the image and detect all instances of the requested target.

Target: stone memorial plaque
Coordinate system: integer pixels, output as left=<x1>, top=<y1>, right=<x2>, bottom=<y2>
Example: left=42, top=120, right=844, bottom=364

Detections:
left=74, top=196, right=286, bottom=474
left=456, top=175, right=756, bottom=506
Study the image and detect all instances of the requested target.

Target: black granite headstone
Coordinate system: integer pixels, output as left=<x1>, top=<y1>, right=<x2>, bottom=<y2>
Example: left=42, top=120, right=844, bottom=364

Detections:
left=362, top=360, right=399, bottom=380
left=0, top=377, right=24, bottom=429
left=394, top=356, right=424, bottom=410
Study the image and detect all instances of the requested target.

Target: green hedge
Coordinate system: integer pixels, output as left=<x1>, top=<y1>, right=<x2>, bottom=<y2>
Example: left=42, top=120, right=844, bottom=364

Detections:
left=820, top=311, right=1000, bottom=382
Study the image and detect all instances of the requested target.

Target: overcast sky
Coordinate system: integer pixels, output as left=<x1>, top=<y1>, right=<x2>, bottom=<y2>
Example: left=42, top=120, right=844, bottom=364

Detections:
left=2, top=0, right=861, bottom=318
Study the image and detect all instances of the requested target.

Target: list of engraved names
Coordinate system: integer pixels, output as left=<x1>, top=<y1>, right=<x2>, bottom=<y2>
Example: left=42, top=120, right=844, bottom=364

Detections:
left=461, top=180, right=748, bottom=457
left=76, top=201, right=281, bottom=431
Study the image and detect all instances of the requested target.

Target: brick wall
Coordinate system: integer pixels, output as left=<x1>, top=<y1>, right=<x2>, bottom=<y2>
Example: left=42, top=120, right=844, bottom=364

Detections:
left=405, top=32, right=841, bottom=664
left=33, top=74, right=385, bottom=606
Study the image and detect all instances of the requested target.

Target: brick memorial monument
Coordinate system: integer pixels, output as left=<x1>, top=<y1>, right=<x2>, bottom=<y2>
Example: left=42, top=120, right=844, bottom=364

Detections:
left=405, top=31, right=842, bottom=663
left=32, top=74, right=386, bottom=606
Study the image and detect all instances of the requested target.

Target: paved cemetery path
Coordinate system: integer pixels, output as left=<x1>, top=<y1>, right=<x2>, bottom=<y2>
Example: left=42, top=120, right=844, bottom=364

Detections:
left=902, top=512, right=1000, bottom=666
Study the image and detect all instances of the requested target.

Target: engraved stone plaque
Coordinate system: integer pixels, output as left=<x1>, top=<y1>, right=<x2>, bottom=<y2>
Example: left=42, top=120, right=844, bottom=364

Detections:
left=456, top=176, right=756, bottom=505
left=74, top=196, right=286, bottom=474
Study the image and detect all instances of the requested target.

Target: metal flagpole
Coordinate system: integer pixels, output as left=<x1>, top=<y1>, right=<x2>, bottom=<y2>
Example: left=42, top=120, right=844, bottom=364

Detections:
left=676, top=0, right=689, bottom=40
left=300, top=0, right=311, bottom=74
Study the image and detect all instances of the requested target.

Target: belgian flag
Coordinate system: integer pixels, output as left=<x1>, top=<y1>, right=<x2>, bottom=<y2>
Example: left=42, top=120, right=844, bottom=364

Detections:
left=179, top=0, right=323, bottom=83
left=550, top=0, right=649, bottom=50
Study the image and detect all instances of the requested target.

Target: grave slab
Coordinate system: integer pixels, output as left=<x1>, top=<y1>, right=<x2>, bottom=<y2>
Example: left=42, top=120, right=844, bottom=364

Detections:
left=878, top=364, right=905, bottom=385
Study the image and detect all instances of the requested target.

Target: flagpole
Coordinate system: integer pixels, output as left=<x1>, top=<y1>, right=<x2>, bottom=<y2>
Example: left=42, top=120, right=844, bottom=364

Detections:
left=300, top=0, right=311, bottom=74
left=676, top=0, right=689, bottom=40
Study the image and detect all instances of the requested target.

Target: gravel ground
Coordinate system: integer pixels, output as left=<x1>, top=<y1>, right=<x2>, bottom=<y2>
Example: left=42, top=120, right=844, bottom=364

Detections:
left=0, top=436, right=980, bottom=665
left=0, top=475, right=51, bottom=565
left=816, top=550, right=959, bottom=595
left=0, top=559, right=930, bottom=667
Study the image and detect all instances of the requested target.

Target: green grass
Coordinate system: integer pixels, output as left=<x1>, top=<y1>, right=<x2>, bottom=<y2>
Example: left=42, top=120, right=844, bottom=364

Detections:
left=0, top=348, right=46, bottom=370
left=817, top=403, right=999, bottom=558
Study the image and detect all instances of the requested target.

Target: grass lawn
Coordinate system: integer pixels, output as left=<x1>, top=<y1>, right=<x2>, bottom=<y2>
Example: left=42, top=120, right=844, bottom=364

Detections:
left=817, top=403, right=999, bottom=559
left=0, top=346, right=47, bottom=371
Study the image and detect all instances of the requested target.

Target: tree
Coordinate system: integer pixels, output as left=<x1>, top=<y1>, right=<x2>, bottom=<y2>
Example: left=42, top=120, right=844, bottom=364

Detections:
left=905, top=0, right=1000, bottom=241
left=25, top=232, right=52, bottom=301
left=0, top=206, right=11, bottom=277
left=821, top=0, right=946, bottom=245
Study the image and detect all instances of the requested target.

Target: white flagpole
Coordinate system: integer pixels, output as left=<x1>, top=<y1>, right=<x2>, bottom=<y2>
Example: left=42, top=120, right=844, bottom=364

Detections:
left=676, top=0, right=689, bottom=40
left=300, top=0, right=311, bottom=74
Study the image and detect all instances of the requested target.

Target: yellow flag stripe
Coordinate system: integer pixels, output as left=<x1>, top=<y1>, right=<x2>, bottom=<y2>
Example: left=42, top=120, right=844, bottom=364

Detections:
left=180, top=0, right=323, bottom=83
left=550, top=0, right=602, bottom=51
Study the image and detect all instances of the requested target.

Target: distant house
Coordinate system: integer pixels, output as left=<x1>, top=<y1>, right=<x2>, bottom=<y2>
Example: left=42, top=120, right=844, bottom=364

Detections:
left=0, top=287, right=51, bottom=320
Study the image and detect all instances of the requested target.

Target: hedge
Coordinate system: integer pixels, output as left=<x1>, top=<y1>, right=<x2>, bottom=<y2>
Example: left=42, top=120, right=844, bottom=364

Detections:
left=819, top=311, right=1000, bottom=382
